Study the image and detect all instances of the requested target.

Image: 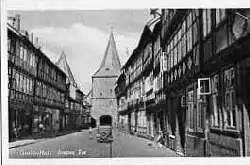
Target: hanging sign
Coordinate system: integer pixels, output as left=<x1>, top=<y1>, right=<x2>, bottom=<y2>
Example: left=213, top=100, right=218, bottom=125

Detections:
left=198, top=78, right=211, bottom=95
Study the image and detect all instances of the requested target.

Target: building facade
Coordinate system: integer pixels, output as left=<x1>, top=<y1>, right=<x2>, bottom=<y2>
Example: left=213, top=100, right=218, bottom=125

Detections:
left=34, top=51, right=66, bottom=133
left=8, top=22, right=38, bottom=139
left=161, top=8, right=250, bottom=157
left=91, top=31, right=121, bottom=127
left=199, top=9, right=250, bottom=156
left=56, top=52, right=87, bottom=130
left=115, top=9, right=250, bottom=157
left=161, top=9, right=202, bottom=156
left=8, top=16, right=67, bottom=140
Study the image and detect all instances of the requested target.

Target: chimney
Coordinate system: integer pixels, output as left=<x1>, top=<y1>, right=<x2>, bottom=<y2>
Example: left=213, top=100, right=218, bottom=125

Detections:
left=16, top=14, right=21, bottom=32
left=30, top=33, right=34, bottom=44
left=35, top=37, right=39, bottom=48
left=25, top=31, right=29, bottom=39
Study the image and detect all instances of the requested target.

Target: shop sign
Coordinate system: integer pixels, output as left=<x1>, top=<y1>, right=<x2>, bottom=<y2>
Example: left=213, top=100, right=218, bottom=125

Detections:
left=198, top=78, right=211, bottom=95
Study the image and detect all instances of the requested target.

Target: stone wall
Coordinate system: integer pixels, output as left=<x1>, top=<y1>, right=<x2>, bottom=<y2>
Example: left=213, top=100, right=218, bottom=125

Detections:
left=91, top=77, right=118, bottom=126
left=92, top=77, right=117, bottom=98
left=91, top=98, right=117, bottom=126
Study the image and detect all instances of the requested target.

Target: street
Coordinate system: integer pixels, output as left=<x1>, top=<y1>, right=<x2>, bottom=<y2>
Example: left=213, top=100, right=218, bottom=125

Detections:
left=9, top=129, right=178, bottom=158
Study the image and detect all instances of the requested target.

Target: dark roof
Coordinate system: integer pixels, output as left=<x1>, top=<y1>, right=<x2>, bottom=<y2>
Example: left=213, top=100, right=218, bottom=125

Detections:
left=151, top=21, right=162, bottom=41
left=56, top=51, right=76, bottom=85
left=124, top=25, right=152, bottom=68
left=93, top=31, right=121, bottom=77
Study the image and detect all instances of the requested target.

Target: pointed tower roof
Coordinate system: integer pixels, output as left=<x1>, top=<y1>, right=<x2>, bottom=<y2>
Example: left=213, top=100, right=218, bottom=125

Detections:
left=93, top=30, right=121, bottom=77
left=56, top=51, right=76, bottom=85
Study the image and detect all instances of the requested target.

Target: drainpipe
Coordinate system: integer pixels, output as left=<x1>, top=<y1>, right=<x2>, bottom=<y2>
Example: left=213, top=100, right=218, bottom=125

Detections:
left=241, top=63, right=246, bottom=156
left=242, top=104, right=246, bottom=156
left=204, top=95, right=210, bottom=157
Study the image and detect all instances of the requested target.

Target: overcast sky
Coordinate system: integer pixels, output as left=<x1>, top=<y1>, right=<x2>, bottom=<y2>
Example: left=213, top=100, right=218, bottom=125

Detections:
left=8, top=10, right=150, bottom=93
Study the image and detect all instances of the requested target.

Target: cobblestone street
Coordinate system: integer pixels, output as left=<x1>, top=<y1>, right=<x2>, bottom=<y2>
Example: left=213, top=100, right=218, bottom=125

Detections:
left=9, top=129, right=178, bottom=158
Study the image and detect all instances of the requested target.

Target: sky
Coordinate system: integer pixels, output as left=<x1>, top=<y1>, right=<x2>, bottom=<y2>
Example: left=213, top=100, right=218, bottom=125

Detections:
left=6, top=0, right=248, bottom=94
left=8, top=10, right=150, bottom=93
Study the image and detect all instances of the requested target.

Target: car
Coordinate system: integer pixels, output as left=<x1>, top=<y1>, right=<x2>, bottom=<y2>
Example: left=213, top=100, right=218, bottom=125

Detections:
left=96, top=125, right=113, bottom=143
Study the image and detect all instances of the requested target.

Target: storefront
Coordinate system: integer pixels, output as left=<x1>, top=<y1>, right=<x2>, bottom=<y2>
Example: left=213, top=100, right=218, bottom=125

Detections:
left=165, top=89, right=186, bottom=154
left=9, top=101, right=33, bottom=139
left=32, top=105, right=53, bottom=133
left=52, top=109, right=60, bottom=131
left=137, top=109, right=147, bottom=137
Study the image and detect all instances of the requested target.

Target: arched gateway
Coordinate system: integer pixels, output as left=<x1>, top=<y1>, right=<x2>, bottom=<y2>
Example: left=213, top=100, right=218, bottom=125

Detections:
left=99, top=115, right=112, bottom=126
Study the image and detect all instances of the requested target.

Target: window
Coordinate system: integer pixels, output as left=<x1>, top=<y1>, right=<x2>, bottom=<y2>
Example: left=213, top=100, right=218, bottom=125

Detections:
left=29, top=78, right=31, bottom=94
left=188, top=28, right=193, bottom=52
left=178, top=39, right=182, bottom=63
left=15, top=72, right=20, bottom=91
left=8, top=67, right=12, bottom=88
left=193, top=21, right=198, bottom=45
left=8, top=38, right=11, bottom=53
left=223, top=67, right=236, bottom=128
left=215, top=9, right=226, bottom=26
left=211, top=74, right=221, bottom=127
left=203, top=9, right=212, bottom=37
left=20, top=74, right=23, bottom=92
left=23, top=47, right=27, bottom=62
left=23, top=76, right=27, bottom=93
left=174, top=46, right=177, bottom=66
left=20, top=44, right=24, bottom=60
left=182, top=30, right=186, bottom=58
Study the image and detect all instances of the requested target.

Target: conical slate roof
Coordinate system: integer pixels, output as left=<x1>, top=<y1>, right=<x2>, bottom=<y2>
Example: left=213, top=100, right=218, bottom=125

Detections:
left=56, top=51, right=76, bottom=85
left=93, top=31, right=121, bottom=77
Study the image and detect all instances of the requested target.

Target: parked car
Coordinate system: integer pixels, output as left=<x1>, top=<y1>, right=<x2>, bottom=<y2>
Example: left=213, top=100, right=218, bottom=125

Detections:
left=96, top=125, right=113, bottom=143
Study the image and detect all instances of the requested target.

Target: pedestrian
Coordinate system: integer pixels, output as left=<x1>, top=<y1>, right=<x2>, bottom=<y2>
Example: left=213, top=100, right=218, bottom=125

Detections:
left=39, top=122, right=44, bottom=133
left=13, top=127, right=18, bottom=139
left=156, top=131, right=164, bottom=148
left=89, top=126, right=93, bottom=140
left=17, top=125, right=22, bottom=137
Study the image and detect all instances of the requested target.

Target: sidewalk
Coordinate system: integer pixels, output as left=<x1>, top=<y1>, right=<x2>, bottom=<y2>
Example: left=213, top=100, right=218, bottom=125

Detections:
left=9, top=139, right=46, bottom=149
left=117, top=129, right=183, bottom=157
left=9, top=129, right=79, bottom=149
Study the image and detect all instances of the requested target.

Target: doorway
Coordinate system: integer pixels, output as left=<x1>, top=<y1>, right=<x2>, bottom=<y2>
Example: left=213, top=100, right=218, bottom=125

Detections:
left=99, top=115, right=112, bottom=126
